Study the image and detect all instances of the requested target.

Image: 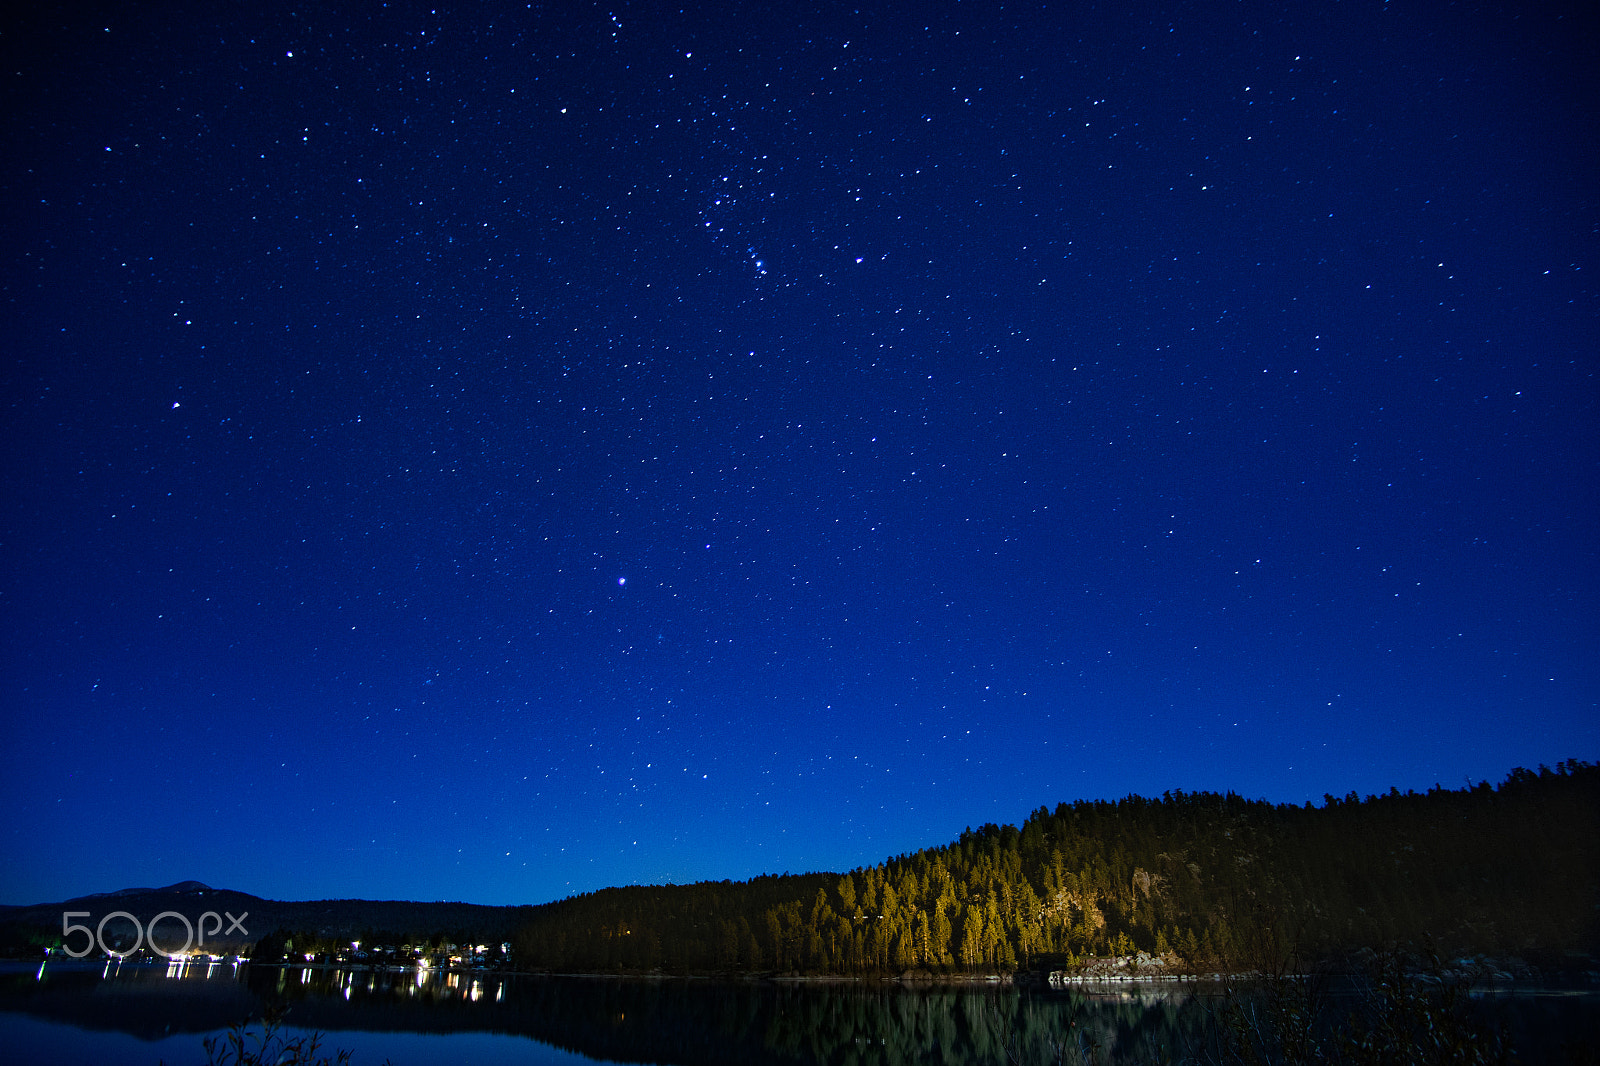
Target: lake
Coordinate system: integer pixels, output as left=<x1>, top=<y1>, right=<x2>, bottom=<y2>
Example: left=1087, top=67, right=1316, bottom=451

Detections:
left=2, top=958, right=1595, bottom=1064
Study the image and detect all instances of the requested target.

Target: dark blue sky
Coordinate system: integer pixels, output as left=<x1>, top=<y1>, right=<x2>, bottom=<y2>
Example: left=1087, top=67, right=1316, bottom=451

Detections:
left=3, top=0, right=1595, bottom=907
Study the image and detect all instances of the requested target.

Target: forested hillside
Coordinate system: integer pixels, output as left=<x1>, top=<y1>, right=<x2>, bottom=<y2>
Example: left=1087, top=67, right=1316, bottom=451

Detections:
left=512, top=761, right=1598, bottom=974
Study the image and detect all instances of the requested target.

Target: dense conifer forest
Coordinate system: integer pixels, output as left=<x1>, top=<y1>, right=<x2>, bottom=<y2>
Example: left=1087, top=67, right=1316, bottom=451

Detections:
left=511, top=761, right=1598, bottom=975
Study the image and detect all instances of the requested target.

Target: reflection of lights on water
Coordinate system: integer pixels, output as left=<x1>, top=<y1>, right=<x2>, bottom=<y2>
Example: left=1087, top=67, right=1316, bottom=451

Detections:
left=68, top=957, right=516, bottom=1017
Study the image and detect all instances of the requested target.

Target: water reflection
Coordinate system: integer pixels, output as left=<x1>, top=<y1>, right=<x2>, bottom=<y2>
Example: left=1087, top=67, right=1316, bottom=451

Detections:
left=248, top=961, right=511, bottom=1006
left=2, top=960, right=1594, bottom=1065
left=162, top=955, right=239, bottom=980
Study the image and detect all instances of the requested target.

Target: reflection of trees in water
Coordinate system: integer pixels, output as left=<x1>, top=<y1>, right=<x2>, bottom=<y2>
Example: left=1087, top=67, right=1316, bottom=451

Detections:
left=236, top=969, right=1211, bottom=1064
left=750, top=985, right=1206, bottom=1065
left=10, top=965, right=1568, bottom=1064
left=987, top=990, right=1204, bottom=1066
left=503, top=979, right=1205, bottom=1065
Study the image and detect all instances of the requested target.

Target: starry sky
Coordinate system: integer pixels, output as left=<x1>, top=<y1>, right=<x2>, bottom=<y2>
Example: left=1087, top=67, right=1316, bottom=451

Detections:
left=2, top=0, right=1595, bottom=908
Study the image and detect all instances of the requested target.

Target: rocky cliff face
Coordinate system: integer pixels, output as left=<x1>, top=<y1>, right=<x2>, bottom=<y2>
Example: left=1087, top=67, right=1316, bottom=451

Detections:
left=1049, top=951, right=1179, bottom=984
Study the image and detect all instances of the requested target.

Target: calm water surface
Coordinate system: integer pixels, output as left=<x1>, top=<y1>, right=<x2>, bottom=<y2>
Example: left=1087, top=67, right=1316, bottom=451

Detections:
left=1, top=959, right=1593, bottom=1064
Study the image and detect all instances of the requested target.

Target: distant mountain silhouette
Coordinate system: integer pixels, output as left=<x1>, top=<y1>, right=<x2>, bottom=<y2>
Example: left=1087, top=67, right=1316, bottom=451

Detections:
left=74, top=880, right=218, bottom=900
left=0, top=882, right=530, bottom=954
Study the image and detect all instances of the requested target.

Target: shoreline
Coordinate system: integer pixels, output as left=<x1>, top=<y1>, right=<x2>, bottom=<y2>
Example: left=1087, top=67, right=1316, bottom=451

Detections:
left=10, top=951, right=1595, bottom=993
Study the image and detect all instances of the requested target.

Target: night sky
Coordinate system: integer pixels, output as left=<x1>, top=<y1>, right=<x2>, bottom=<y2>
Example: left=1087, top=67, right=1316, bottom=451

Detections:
left=3, top=0, right=1595, bottom=909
